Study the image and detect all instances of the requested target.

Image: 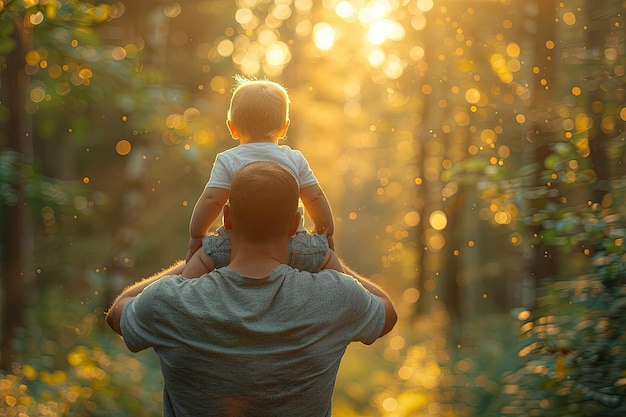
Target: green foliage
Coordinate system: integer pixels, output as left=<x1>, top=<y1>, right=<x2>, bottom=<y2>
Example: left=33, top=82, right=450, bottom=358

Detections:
left=0, top=148, right=93, bottom=221
left=501, top=275, right=626, bottom=415
left=1, top=292, right=163, bottom=416
left=334, top=313, right=523, bottom=417
left=0, top=150, right=21, bottom=206
left=0, top=18, right=16, bottom=53
left=496, top=187, right=626, bottom=416
left=2, top=0, right=626, bottom=415
left=1, top=344, right=162, bottom=416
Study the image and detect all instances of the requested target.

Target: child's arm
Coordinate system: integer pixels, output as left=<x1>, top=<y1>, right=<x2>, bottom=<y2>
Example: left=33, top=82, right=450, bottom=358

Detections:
left=299, top=184, right=335, bottom=249
left=187, top=187, right=230, bottom=261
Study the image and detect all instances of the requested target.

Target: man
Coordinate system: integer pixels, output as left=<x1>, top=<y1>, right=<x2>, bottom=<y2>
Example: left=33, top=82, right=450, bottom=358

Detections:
left=106, top=161, right=397, bottom=417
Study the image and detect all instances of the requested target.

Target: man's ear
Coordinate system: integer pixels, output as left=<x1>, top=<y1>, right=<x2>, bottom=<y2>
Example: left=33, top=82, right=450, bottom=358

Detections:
left=288, top=209, right=301, bottom=236
left=223, top=204, right=232, bottom=230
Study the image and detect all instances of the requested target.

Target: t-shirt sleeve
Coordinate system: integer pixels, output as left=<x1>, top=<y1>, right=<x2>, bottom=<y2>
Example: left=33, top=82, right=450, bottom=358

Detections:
left=332, top=273, right=386, bottom=345
left=205, top=153, right=232, bottom=189
left=290, top=149, right=318, bottom=189
left=120, top=281, right=163, bottom=352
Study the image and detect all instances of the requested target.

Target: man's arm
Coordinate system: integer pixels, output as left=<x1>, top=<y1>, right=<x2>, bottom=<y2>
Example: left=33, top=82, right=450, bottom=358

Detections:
left=105, top=261, right=184, bottom=335
left=342, top=263, right=397, bottom=337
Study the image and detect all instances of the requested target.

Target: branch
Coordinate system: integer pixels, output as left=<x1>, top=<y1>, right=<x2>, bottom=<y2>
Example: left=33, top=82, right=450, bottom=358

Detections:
left=0, top=0, right=18, bottom=19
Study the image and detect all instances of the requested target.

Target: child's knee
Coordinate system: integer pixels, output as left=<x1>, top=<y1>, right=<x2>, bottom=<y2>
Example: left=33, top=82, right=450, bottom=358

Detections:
left=182, top=251, right=215, bottom=278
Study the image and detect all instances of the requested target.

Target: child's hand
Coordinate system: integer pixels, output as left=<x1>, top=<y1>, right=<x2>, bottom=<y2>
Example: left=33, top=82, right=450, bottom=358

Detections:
left=186, top=237, right=203, bottom=262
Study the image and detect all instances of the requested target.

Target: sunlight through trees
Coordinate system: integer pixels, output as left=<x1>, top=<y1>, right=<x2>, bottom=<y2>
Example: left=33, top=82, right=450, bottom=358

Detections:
left=2, top=0, right=626, bottom=415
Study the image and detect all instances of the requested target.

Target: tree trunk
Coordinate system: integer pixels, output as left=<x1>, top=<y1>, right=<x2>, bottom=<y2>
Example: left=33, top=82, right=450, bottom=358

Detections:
left=584, top=0, right=615, bottom=205
left=102, top=1, right=169, bottom=307
left=520, top=0, right=558, bottom=308
left=0, top=13, right=31, bottom=372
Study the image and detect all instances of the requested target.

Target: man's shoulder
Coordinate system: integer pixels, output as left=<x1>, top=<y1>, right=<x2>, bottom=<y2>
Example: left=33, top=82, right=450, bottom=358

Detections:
left=138, top=274, right=192, bottom=298
left=289, top=268, right=359, bottom=290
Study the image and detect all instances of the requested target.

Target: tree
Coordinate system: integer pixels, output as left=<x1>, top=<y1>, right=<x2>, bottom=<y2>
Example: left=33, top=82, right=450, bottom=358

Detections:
left=0, top=1, right=30, bottom=371
left=0, top=0, right=175, bottom=369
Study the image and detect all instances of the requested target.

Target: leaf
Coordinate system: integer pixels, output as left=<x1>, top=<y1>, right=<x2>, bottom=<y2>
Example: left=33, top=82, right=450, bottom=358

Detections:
left=0, top=36, right=16, bottom=54
left=514, top=162, right=540, bottom=178
left=544, top=153, right=563, bottom=170
left=555, top=355, right=568, bottom=379
left=463, top=157, right=490, bottom=172
left=554, top=217, right=580, bottom=235
left=552, top=142, right=573, bottom=156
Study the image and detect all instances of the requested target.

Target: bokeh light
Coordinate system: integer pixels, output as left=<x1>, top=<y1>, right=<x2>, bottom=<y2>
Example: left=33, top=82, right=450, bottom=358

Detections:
left=7, top=1, right=626, bottom=416
left=115, top=140, right=131, bottom=156
left=429, top=211, right=448, bottom=231
left=313, top=22, right=336, bottom=50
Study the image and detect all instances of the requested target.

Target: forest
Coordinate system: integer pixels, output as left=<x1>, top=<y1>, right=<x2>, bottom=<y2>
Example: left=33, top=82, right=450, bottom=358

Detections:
left=2, top=0, right=626, bottom=415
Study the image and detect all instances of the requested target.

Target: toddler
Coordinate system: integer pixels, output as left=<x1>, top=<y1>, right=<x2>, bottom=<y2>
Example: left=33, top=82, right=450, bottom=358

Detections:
left=183, top=76, right=342, bottom=277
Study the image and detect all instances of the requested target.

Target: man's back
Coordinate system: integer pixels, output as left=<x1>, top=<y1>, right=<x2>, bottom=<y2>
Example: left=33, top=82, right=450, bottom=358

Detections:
left=120, top=264, right=385, bottom=417
left=107, top=161, right=396, bottom=416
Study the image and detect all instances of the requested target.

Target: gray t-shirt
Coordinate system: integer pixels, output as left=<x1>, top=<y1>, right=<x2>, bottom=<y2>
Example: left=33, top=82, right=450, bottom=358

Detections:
left=120, top=264, right=386, bottom=417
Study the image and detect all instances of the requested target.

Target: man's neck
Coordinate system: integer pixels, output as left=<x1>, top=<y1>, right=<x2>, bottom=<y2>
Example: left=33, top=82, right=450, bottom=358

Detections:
left=227, top=241, right=288, bottom=278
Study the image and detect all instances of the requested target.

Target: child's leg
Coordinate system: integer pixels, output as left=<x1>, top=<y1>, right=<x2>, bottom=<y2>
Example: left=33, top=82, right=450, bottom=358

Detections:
left=182, top=226, right=232, bottom=278
left=181, top=250, right=215, bottom=278
left=288, top=232, right=344, bottom=273
left=318, top=248, right=345, bottom=273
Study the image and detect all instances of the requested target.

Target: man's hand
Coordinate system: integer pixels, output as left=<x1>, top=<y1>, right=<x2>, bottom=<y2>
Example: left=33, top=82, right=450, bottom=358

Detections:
left=325, top=234, right=335, bottom=250
left=186, top=237, right=203, bottom=262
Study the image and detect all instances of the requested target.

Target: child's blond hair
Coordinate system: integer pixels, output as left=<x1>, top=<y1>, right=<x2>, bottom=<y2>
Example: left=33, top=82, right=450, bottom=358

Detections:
left=227, top=76, right=290, bottom=140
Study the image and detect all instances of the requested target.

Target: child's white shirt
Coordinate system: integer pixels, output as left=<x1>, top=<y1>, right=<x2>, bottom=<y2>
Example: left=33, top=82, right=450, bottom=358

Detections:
left=206, top=142, right=318, bottom=190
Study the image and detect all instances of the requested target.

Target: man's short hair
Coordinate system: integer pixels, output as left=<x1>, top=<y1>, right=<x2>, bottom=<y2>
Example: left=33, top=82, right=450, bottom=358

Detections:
left=229, top=161, right=299, bottom=242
